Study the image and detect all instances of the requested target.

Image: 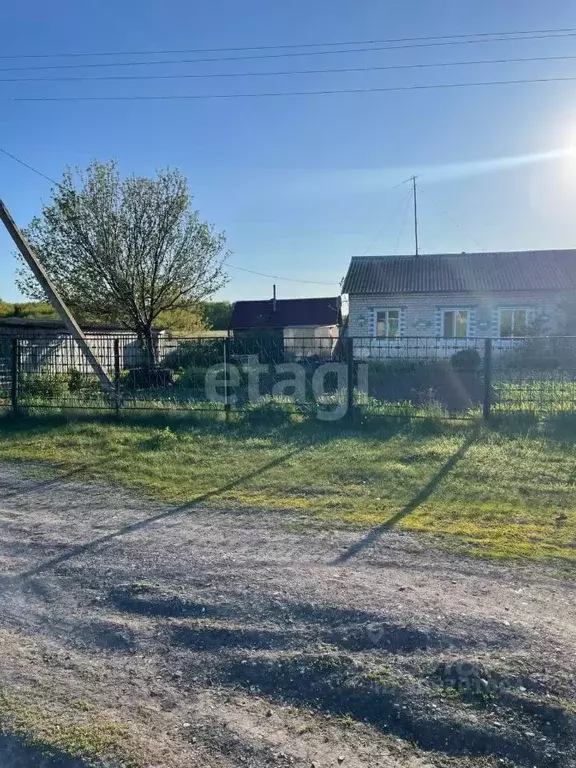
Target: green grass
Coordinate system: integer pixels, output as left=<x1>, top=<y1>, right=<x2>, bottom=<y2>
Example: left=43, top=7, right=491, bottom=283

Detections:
left=0, top=412, right=575, bottom=563
left=494, top=378, right=576, bottom=413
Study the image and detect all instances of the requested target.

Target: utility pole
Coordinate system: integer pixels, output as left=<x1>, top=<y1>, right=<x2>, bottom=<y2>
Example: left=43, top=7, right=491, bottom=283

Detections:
left=412, top=175, right=419, bottom=258
left=0, top=199, right=113, bottom=392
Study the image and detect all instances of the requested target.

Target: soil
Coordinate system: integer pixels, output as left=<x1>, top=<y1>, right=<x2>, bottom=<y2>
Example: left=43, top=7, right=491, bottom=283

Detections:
left=0, top=461, right=574, bottom=768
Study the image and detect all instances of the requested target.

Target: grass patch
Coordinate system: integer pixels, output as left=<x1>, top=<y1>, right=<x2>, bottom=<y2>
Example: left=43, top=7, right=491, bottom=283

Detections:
left=0, top=412, right=575, bottom=563
left=0, top=690, right=143, bottom=766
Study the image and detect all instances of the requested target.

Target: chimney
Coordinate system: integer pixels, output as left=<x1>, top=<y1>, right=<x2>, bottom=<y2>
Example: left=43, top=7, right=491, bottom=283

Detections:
left=272, top=284, right=277, bottom=313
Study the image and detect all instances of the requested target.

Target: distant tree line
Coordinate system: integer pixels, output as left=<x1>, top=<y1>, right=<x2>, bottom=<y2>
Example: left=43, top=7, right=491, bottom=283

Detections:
left=0, top=297, right=232, bottom=332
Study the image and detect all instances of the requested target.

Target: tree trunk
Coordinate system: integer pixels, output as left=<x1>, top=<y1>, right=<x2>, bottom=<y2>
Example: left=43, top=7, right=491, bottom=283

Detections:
left=139, top=325, right=157, bottom=370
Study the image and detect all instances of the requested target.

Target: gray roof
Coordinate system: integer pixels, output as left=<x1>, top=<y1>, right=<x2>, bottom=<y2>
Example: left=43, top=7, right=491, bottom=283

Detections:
left=342, top=250, right=576, bottom=295
left=230, top=297, right=339, bottom=329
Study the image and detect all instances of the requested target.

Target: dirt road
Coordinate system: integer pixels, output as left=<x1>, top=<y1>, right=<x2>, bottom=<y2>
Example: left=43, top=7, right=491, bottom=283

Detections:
left=0, top=462, right=574, bottom=767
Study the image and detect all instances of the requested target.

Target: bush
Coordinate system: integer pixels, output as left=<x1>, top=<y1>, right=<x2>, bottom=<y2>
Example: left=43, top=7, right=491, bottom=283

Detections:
left=124, top=368, right=173, bottom=390
left=163, top=339, right=223, bottom=372
left=498, top=337, right=576, bottom=372
left=67, top=369, right=102, bottom=396
left=19, top=370, right=105, bottom=402
left=20, top=372, right=70, bottom=400
left=242, top=395, right=301, bottom=424
left=178, top=365, right=209, bottom=391
left=451, top=348, right=481, bottom=372
left=364, top=358, right=482, bottom=414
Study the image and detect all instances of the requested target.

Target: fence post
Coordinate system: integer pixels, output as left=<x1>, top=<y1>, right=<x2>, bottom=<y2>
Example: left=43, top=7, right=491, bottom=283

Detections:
left=346, top=336, right=355, bottom=423
left=11, top=338, right=20, bottom=415
left=483, top=337, right=493, bottom=422
left=223, top=336, right=231, bottom=422
left=113, top=338, right=121, bottom=417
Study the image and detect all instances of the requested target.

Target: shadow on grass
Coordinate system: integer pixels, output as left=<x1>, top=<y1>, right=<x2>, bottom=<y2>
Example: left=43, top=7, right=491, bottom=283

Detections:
left=2, top=445, right=310, bottom=582
left=1, top=412, right=411, bottom=582
left=489, top=410, right=576, bottom=443
left=0, top=733, right=86, bottom=768
left=0, top=408, right=456, bottom=443
left=334, top=428, right=479, bottom=564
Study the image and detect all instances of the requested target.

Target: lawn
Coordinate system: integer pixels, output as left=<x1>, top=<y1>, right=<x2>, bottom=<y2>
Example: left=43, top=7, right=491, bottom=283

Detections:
left=0, top=412, right=575, bottom=563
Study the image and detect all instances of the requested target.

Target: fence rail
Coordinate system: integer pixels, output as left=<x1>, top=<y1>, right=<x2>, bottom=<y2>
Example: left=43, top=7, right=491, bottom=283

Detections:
left=2, top=333, right=576, bottom=421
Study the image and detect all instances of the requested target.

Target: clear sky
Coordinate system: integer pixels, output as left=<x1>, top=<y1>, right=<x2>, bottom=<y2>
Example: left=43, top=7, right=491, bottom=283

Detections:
left=1, top=0, right=576, bottom=304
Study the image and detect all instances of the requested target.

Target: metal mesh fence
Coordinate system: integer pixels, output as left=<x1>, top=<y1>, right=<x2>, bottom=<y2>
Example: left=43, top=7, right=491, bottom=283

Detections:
left=2, top=332, right=576, bottom=420
left=491, top=336, right=576, bottom=415
left=0, top=337, right=11, bottom=408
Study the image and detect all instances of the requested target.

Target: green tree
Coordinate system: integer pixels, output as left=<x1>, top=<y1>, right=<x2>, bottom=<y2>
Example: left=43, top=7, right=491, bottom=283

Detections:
left=202, top=301, right=232, bottom=330
left=17, top=160, right=229, bottom=365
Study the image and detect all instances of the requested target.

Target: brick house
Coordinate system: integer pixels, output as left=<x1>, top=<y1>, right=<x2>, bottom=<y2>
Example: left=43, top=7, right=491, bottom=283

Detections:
left=341, top=250, right=576, bottom=357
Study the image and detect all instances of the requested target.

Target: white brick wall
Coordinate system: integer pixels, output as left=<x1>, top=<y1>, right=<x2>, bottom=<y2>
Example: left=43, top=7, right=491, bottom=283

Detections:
left=347, top=290, right=570, bottom=338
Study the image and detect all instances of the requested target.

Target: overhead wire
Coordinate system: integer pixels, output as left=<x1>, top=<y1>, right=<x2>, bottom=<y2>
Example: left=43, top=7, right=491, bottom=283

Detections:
left=357, top=178, right=414, bottom=257
left=1, top=26, right=576, bottom=60
left=393, top=189, right=415, bottom=254
left=418, top=187, right=486, bottom=252
left=0, top=145, right=340, bottom=286
left=4, top=52, right=576, bottom=84
left=0, top=146, right=60, bottom=186
left=223, top=263, right=339, bottom=284
left=2, top=31, right=576, bottom=74
left=6, top=75, right=576, bottom=101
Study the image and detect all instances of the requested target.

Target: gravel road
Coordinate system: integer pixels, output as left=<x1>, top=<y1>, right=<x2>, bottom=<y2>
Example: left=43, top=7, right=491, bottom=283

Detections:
left=0, top=462, right=574, bottom=768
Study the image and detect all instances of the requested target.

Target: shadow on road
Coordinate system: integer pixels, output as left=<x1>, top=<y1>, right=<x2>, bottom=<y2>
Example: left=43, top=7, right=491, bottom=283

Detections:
left=3, top=443, right=312, bottom=583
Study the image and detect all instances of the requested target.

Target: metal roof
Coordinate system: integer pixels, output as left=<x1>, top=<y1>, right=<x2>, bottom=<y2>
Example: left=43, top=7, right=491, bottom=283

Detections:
left=341, top=250, right=576, bottom=295
left=230, top=297, right=339, bottom=329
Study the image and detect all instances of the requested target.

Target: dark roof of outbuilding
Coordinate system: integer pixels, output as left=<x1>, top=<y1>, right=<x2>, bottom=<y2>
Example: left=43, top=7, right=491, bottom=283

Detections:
left=229, top=297, right=339, bottom=329
left=341, top=251, right=576, bottom=295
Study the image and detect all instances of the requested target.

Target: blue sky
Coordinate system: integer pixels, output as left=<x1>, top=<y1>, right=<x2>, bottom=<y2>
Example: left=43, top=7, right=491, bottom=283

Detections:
left=1, top=0, right=576, bottom=303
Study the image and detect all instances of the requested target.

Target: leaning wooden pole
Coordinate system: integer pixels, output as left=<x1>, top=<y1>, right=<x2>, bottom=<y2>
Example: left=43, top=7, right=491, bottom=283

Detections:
left=0, top=199, right=114, bottom=392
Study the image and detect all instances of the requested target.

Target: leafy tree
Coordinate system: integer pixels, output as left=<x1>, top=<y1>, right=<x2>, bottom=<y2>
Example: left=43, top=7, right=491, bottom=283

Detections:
left=156, top=304, right=206, bottom=335
left=17, top=160, right=228, bottom=365
left=201, top=300, right=232, bottom=330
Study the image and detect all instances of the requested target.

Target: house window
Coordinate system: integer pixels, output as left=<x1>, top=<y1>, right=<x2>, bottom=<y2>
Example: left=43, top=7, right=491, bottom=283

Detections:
left=499, top=308, right=528, bottom=338
left=375, top=309, right=400, bottom=338
left=442, top=309, right=469, bottom=338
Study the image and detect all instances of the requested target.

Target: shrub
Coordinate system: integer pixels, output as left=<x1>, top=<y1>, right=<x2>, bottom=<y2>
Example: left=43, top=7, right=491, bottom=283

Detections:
left=124, top=368, right=173, bottom=390
left=178, top=365, right=209, bottom=391
left=450, top=348, right=481, bottom=372
left=141, top=426, right=179, bottom=450
left=242, top=395, right=300, bottom=424
left=67, top=369, right=102, bottom=396
left=19, top=372, right=70, bottom=400
left=163, top=339, right=223, bottom=372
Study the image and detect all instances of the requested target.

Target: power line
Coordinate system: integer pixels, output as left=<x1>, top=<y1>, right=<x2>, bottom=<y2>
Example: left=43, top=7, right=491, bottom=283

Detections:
left=1, top=26, right=575, bottom=60
left=0, top=146, right=340, bottom=287
left=4, top=52, right=576, bottom=84
left=0, top=146, right=59, bottom=185
left=6, top=74, right=576, bottom=102
left=1, top=31, right=576, bottom=74
left=225, top=262, right=339, bottom=285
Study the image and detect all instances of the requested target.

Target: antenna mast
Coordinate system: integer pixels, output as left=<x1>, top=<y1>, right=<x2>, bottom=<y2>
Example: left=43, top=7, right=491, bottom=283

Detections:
left=412, top=175, right=419, bottom=257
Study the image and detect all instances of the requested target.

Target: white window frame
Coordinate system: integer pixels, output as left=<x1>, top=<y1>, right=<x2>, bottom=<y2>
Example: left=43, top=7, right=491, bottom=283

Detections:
left=498, top=307, right=530, bottom=338
left=374, top=308, right=401, bottom=338
left=441, top=308, right=470, bottom=338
